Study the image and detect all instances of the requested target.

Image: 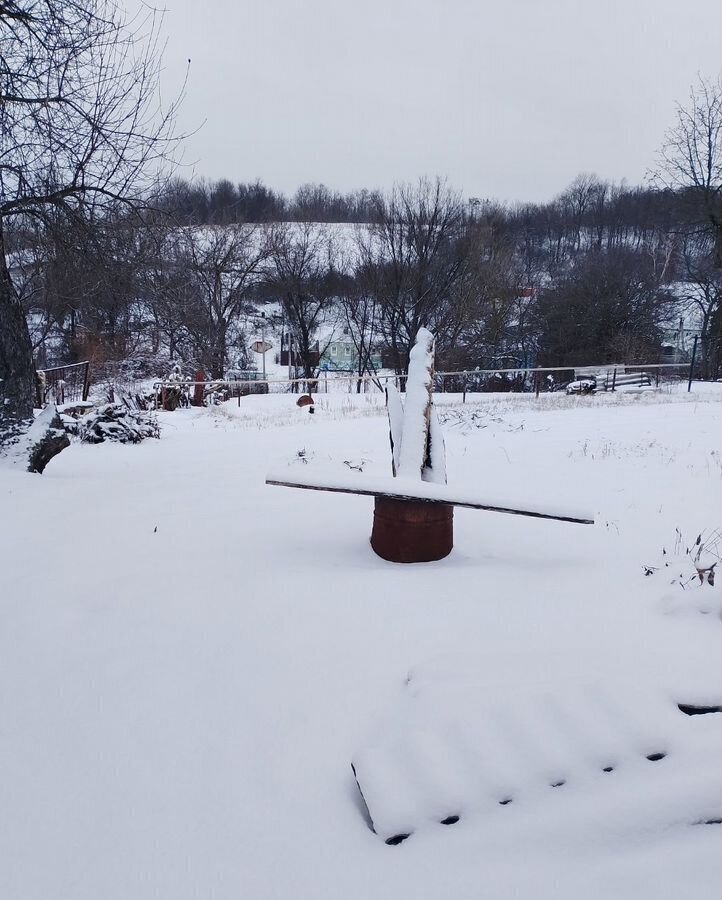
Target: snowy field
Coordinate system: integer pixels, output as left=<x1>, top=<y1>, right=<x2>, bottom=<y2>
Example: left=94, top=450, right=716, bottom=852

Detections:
left=1, top=386, right=721, bottom=900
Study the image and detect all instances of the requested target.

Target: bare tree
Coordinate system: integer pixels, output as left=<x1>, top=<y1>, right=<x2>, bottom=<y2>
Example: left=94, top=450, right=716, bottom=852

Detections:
left=138, top=225, right=192, bottom=363
left=6, top=223, right=57, bottom=362
left=369, top=178, right=471, bottom=372
left=37, top=209, right=152, bottom=366
left=534, top=248, right=673, bottom=366
left=458, top=248, right=525, bottom=369
left=656, top=75, right=722, bottom=267
left=558, top=173, right=602, bottom=252
left=340, top=249, right=382, bottom=389
left=0, top=0, right=184, bottom=447
left=678, top=230, right=721, bottom=378
left=269, top=222, right=338, bottom=384
left=174, top=226, right=272, bottom=378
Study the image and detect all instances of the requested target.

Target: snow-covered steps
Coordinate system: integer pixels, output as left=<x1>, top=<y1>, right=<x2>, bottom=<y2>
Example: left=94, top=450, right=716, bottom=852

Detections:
left=352, top=666, right=722, bottom=845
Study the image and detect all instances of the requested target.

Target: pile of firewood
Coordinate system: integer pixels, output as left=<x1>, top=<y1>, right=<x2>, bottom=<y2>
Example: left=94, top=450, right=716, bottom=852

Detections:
left=65, top=403, right=160, bottom=444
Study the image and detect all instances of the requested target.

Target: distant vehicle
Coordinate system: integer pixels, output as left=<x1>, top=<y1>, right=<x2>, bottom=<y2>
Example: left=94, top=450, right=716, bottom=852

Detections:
left=566, top=378, right=597, bottom=395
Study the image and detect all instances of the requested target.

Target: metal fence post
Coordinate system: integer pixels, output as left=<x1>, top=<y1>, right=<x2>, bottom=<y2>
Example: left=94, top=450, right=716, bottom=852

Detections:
left=82, top=362, right=91, bottom=401
left=688, top=335, right=698, bottom=392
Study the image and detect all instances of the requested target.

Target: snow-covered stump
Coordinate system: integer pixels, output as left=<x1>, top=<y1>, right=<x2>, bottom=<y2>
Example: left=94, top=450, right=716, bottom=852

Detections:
left=25, top=405, right=70, bottom=473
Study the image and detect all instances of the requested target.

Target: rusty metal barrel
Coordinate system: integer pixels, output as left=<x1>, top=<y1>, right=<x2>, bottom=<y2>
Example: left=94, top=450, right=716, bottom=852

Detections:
left=370, top=497, right=454, bottom=563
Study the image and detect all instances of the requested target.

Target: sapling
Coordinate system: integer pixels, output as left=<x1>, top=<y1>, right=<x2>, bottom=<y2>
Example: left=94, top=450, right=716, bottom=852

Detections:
left=646, top=528, right=720, bottom=588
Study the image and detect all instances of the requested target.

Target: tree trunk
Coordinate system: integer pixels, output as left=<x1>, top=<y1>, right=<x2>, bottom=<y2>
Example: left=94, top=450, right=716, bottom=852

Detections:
left=210, top=324, right=226, bottom=380
left=0, top=221, right=36, bottom=444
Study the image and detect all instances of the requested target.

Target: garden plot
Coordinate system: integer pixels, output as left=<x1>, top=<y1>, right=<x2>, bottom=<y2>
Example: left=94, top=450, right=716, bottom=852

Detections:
left=0, top=388, right=720, bottom=900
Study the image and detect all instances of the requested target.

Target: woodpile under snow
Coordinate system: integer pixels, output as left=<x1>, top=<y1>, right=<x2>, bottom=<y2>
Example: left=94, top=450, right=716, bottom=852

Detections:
left=64, top=403, right=160, bottom=444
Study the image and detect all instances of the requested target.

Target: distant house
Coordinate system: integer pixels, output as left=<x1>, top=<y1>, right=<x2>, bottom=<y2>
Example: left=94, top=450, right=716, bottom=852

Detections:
left=322, top=337, right=354, bottom=369
left=320, top=332, right=382, bottom=371
left=661, top=315, right=700, bottom=364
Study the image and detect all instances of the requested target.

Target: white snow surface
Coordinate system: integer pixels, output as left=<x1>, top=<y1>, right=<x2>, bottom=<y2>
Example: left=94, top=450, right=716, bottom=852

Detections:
left=353, top=669, right=722, bottom=843
left=1, top=386, right=721, bottom=900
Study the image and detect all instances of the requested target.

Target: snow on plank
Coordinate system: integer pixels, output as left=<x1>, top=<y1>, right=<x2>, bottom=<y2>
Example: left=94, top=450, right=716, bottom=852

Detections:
left=265, top=469, right=594, bottom=525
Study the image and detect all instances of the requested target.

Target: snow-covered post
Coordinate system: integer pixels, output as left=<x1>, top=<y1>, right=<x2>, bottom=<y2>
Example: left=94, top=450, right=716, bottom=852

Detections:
left=193, top=370, right=205, bottom=407
left=397, top=327, right=434, bottom=479
left=386, top=328, right=446, bottom=485
left=373, top=328, right=451, bottom=561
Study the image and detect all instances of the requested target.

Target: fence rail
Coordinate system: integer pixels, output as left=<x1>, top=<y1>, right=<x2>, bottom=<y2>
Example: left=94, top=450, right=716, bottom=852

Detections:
left=152, top=360, right=704, bottom=407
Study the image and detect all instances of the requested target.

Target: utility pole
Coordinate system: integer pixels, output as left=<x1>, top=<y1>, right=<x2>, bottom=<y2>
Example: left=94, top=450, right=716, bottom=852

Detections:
left=688, top=335, right=699, bottom=392
left=260, top=312, right=266, bottom=380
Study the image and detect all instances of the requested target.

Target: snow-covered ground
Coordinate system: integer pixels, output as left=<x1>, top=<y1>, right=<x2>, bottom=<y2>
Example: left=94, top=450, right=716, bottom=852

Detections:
left=1, top=386, right=721, bottom=900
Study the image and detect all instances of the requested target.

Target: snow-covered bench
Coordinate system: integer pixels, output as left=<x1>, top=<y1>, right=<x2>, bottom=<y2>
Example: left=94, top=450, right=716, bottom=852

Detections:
left=267, top=329, right=593, bottom=562
left=266, top=469, right=595, bottom=526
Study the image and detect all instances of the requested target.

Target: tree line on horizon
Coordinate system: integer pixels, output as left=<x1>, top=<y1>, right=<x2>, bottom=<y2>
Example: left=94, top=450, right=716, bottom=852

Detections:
left=1, top=0, right=719, bottom=465
left=12, top=169, right=720, bottom=383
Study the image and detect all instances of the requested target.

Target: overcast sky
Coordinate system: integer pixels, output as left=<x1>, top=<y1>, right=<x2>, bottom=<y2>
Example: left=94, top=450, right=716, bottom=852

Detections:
left=160, top=0, right=720, bottom=204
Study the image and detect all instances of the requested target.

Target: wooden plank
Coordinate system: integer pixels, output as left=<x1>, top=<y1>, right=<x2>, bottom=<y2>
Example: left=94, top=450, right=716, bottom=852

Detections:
left=423, top=403, right=446, bottom=485
left=386, top=384, right=404, bottom=476
left=265, top=472, right=594, bottom=525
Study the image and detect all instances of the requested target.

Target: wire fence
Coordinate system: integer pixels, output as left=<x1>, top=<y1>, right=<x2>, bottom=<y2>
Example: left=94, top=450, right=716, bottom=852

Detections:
left=152, top=360, right=706, bottom=408
left=37, top=361, right=90, bottom=406
left=30, top=354, right=712, bottom=415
